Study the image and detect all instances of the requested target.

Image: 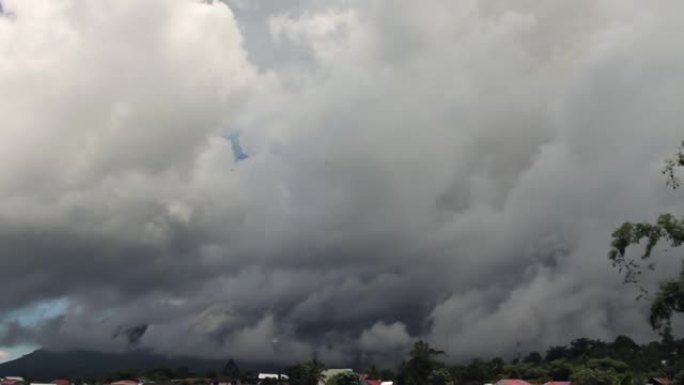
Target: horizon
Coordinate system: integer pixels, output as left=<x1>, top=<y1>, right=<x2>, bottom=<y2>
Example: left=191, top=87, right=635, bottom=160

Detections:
left=0, top=335, right=680, bottom=381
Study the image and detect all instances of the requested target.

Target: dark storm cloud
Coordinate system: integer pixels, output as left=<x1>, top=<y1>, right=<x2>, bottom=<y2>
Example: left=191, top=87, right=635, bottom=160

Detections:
left=1, top=0, right=684, bottom=366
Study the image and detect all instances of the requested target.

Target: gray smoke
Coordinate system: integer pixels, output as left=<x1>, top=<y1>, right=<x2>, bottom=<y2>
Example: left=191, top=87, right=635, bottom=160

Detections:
left=1, top=0, right=684, bottom=366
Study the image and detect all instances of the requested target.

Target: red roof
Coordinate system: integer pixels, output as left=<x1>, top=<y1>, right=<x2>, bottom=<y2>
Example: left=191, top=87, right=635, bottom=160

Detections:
left=110, top=380, right=138, bottom=385
left=51, top=380, right=70, bottom=385
left=366, top=380, right=382, bottom=385
left=498, top=380, right=532, bottom=385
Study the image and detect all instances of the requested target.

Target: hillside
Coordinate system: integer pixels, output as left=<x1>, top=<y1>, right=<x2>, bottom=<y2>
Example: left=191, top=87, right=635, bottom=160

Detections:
left=0, top=349, right=226, bottom=380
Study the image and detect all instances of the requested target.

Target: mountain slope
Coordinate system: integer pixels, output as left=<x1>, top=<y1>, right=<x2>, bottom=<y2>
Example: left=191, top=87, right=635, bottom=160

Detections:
left=0, top=349, right=227, bottom=380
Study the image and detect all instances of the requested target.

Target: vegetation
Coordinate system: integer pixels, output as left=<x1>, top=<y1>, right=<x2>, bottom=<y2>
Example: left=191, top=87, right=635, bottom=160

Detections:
left=16, top=336, right=684, bottom=385
left=287, top=359, right=326, bottom=385
left=394, top=337, right=678, bottom=385
left=328, top=372, right=362, bottom=385
left=609, top=142, right=684, bottom=332
left=223, top=360, right=240, bottom=382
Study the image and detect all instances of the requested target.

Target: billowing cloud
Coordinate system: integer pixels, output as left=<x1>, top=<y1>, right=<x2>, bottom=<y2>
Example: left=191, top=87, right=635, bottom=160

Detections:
left=1, top=0, right=684, bottom=366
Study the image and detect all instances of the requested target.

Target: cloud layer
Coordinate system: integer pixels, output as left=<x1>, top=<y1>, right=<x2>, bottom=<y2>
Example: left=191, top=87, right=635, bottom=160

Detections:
left=1, top=0, right=684, bottom=365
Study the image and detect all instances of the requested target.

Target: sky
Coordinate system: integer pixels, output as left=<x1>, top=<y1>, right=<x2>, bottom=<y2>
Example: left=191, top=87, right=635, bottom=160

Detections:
left=1, top=0, right=684, bottom=366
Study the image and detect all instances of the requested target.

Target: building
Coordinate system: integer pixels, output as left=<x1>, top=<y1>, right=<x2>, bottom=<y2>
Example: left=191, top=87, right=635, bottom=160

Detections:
left=109, top=380, right=139, bottom=385
left=648, top=378, right=671, bottom=385
left=258, top=374, right=289, bottom=381
left=1, top=378, right=25, bottom=385
left=257, top=373, right=289, bottom=384
left=494, top=379, right=532, bottom=385
left=318, top=370, right=355, bottom=385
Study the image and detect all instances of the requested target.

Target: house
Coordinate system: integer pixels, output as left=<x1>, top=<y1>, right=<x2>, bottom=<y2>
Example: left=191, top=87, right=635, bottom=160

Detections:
left=648, top=378, right=671, bottom=385
left=318, top=370, right=355, bottom=385
left=109, top=380, right=139, bottom=385
left=1, top=378, right=25, bottom=385
left=256, top=373, right=289, bottom=385
left=51, top=380, right=71, bottom=385
left=258, top=374, right=289, bottom=381
left=494, top=379, right=532, bottom=385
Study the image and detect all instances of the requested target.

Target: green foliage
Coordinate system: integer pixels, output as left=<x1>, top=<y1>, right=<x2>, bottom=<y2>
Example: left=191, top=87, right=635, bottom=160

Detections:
left=400, top=341, right=446, bottom=385
left=287, top=359, right=326, bottom=385
left=586, top=357, right=629, bottom=373
left=549, top=360, right=573, bottom=381
left=28, top=335, right=684, bottom=385
left=663, top=141, right=684, bottom=189
left=523, top=352, right=542, bottom=365
left=501, top=362, right=549, bottom=384
left=365, top=365, right=380, bottom=379
left=650, top=262, right=684, bottom=330
left=379, top=369, right=397, bottom=381
left=612, top=336, right=639, bottom=353
left=571, top=367, right=618, bottom=385
left=328, top=372, right=361, bottom=385
left=427, top=368, right=453, bottom=385
left=546, top=346, right=568, bottom=362
left=609, top=142, right=684, bottom=331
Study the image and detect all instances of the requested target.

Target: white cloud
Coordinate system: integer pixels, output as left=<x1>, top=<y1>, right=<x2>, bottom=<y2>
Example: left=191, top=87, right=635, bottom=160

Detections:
left=1, top=0, right=684, bottom=364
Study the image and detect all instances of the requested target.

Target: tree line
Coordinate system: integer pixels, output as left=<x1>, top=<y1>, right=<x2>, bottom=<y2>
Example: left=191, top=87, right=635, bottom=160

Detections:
left=285, top=335, right=684, bottom=385
left=42, top=333, right=684, bottom=385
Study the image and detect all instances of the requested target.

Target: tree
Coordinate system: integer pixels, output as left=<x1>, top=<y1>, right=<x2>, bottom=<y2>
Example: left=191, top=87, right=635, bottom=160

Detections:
left=224, top=359, right=241, bottom=381
left=427, top=368, right=453, bottom=385
left=586, top=357, right=629, bottom=374
left=287, top=359, right=326, bottom=385
left=460, top=359, right=486, bottom=384
left=549, top=360, right=573, bottom=381
left=241, top=370, right=258, bottom=384
left=523, top=352, right=542, bottom=365
left=571, top=367, right=618, bottom=385
left=379, top=369, right=396, bottom=381
left=400, top=341, right=446, bottom=385
left=610, top=142, right=684, bottom=332
left=365, top=365, right=380, bottom=380
left=545, top=346, right=568, bottom=362
left=487, top=358, right=506, bottom=381
left=612, top=335, right=639, bottom=352
left=328, top=372, right=361, bottom=385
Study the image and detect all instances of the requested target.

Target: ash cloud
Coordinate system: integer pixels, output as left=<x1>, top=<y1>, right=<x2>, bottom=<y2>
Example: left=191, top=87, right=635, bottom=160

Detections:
left=0, top=0, right=684, bottom=365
